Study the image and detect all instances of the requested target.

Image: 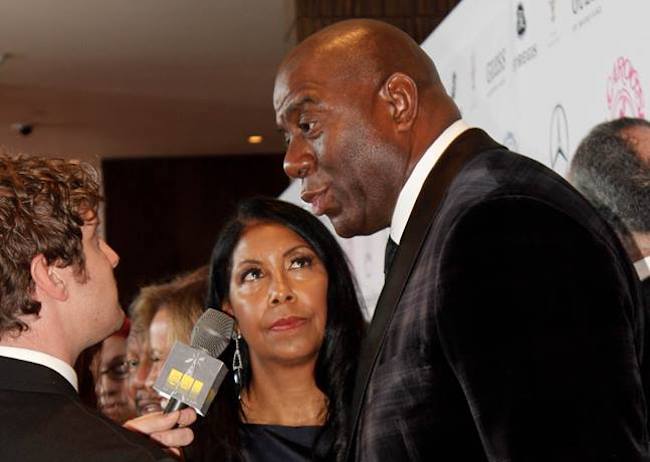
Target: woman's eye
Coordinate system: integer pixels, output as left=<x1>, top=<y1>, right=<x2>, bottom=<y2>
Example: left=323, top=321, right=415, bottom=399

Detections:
left=290, top=256, right=313, bottom=269
left=241, top=268, right=263, bottom=282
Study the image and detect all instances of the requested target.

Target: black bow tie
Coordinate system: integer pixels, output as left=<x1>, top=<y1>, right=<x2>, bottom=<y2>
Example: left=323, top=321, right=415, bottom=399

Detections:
left=384, top=237, right=399, bottom=275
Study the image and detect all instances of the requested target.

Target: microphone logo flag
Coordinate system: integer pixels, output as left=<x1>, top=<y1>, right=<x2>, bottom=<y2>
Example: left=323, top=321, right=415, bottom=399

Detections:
left=153, top=341, right=229, bottom=416
left=165, top=368, right=204, bottom=399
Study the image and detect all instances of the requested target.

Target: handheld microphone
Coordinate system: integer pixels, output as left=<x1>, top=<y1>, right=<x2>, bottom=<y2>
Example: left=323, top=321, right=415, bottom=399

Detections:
left=153, top=308, right=234, bottom=416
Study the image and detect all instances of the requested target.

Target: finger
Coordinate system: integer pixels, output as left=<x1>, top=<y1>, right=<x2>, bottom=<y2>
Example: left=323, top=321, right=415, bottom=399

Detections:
left=150, top=427, right=195, bottom=448
left=176, top=408, right=198, bottom=427
left=123, top=411, right=181, bottom=434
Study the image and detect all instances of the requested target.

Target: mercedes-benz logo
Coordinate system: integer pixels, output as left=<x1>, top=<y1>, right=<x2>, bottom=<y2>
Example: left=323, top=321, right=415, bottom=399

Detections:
left=549, top=104, right=570, bottom=175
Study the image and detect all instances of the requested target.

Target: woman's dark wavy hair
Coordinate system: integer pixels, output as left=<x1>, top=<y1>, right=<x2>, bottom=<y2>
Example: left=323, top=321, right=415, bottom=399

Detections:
left=186, top=197, right=365, bottom=462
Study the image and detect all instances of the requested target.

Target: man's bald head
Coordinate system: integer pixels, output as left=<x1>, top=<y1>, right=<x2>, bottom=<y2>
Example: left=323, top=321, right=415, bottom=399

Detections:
left=278, top=19, right=442, bottom=100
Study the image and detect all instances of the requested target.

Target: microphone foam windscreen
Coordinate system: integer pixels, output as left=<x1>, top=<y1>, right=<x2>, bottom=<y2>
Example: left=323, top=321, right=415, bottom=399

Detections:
left=191, top=308, right=234, bottom=357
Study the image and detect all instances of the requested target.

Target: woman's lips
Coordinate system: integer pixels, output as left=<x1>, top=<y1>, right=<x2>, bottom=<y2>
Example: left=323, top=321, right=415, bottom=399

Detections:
left=270, top=316, right=307, bottom=331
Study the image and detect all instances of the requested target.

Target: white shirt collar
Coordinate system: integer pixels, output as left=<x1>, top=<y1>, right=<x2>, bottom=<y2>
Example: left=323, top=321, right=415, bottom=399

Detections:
left=389, top=119, right=472, bottom=244
left=0, top=346, right=79, bottom=391
left=634, top=256, right=650, bottom=281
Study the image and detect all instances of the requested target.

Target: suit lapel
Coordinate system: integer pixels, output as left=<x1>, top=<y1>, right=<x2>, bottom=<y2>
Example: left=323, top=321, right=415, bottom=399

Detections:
left=346, top=128, right=503, bottom=460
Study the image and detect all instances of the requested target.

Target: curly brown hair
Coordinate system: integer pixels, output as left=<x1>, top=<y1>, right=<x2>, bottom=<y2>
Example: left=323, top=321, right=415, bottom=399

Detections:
left=0, top=153, right=102, bottom=337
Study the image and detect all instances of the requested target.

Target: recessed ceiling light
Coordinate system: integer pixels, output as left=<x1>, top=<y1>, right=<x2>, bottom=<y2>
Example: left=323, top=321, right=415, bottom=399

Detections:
left=247, top=135, right=263, bottom=144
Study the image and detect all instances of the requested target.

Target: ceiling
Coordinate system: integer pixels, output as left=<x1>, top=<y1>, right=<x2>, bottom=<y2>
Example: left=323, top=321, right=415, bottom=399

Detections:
left=0, top=0, right=459, bottom=165
left=0, top=0, right=296, bottom=163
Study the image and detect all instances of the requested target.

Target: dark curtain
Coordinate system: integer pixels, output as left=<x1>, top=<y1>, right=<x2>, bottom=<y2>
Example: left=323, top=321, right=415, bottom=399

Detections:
left=102, top=153, right=289, bottom=308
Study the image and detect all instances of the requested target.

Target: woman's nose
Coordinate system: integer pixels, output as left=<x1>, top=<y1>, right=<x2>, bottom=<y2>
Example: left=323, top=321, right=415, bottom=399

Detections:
left=269, top=275, right=295, bottom=306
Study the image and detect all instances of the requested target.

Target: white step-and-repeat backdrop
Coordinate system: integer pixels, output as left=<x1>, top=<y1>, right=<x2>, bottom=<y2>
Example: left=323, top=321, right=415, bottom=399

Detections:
left=283, top=0, right=650, bottom=318
left=423, top=0, right=648, bottom=176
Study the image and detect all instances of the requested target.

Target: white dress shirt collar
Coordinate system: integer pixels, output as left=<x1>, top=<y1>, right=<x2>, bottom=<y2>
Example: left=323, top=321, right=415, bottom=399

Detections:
left=0, top=346, right=79, bottom=391
left=389, top=119, right=472, bottom=244
left=634, top=256, right=650, bottom=281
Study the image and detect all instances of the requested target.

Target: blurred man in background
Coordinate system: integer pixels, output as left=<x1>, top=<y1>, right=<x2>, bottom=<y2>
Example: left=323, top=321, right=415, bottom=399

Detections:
left=570, top=117, right=650, bottom=294
left=570, top=117, right=650, bottom=418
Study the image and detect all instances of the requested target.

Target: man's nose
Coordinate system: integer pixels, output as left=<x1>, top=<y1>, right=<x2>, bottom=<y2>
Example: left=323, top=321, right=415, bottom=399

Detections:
left=101, top=240, right=120, bottom=268
left=131, top=360, right=150, bottom=389
left=283, top=138, right=316, bottom=179
left=144, top=364, right=160, bottom=389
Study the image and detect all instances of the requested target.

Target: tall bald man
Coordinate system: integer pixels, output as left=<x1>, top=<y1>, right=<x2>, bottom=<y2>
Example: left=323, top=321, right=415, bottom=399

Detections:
left=274, top=20, right=648, bottom=461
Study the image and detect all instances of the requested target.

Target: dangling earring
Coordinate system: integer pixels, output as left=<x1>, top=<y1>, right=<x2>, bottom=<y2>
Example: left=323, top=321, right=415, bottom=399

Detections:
left=232, top=329, right=243, bottom=398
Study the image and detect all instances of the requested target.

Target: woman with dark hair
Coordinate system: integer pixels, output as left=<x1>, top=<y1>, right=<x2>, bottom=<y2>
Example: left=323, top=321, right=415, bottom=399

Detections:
left=185, top=197, right=365, bottom=462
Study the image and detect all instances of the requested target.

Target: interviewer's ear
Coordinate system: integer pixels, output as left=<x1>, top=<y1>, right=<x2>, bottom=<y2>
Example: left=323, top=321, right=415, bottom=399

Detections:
left=379, top=72, right=418, bottom=131
left=30, top=254, right=68, bottom=302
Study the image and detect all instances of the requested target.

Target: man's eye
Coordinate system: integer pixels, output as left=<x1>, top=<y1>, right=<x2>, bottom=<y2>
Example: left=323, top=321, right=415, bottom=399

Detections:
left=298, top=121, right=315, bottom=133
left=111, top=362, right=130, bottom=379
left=290, top=256, right=313, bottom=269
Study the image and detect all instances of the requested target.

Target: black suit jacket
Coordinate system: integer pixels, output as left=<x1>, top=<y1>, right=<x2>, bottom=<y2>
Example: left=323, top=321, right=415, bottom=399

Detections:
left=348, top=129, right=649, bottom=461
left=641, top=277, right=650, bottom=311
left=0, top=356, right=175, bottom=462
left=642, top=277, right=650, bottom=412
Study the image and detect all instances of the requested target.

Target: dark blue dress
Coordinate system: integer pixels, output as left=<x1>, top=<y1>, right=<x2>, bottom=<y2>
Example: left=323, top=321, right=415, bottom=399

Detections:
left=239, top=424, right=321, bottom=462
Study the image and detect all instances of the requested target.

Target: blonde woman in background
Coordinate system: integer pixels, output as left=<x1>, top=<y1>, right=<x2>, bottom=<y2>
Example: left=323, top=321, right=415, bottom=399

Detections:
left=127, top=267, right=208, bottom=415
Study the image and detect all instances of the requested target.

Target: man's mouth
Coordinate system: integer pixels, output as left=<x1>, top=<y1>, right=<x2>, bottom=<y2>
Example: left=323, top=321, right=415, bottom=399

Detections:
left=301, top=186, right=329, bottom=216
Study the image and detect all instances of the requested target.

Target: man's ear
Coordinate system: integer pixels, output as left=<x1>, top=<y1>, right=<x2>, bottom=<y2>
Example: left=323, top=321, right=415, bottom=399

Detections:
left=379, top=72, right=418, bottom=132
left=30, top=254, right=68, bottom=302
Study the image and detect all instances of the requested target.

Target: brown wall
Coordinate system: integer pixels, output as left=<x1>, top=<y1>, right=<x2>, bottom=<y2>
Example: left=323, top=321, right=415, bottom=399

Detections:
left=102, top=153, right=289, bottom=308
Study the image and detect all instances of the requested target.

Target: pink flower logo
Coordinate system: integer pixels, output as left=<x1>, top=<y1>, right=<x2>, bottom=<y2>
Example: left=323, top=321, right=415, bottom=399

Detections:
left=607, top=57, right=645, bottom=119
